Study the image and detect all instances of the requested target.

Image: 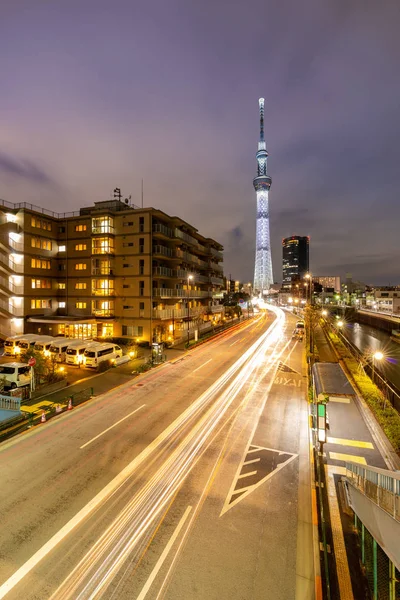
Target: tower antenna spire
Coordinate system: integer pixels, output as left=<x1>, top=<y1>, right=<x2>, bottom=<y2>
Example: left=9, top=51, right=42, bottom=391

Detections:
left=253, top=97, right=273, bottom=293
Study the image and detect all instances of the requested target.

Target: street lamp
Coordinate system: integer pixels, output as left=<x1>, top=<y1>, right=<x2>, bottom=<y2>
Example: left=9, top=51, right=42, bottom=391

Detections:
left=337, top=320, right=344, bottom=328
left=305, top=273, right=312, bottom=305
left=187, top=274, right=193, bottom=347
left=372, top=351, right=384, bottom=383
left=322, top=310, right=328, bottom=317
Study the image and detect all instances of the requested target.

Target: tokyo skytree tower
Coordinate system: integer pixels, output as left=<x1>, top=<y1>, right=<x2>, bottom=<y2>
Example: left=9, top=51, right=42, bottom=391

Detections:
left=253, top=98, right=273, bottom=293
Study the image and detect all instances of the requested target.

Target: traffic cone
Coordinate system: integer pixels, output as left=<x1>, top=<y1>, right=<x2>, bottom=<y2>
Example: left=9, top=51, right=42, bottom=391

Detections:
left=67, top=398, right=73, bottom=410
left=41, top=410, right=46, bottom=423
left=55, top=404, right=62, bottom=414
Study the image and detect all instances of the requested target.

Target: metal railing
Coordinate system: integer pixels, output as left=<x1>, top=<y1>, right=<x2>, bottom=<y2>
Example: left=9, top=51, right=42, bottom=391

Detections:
left=153, top=266, right=175, bottom=277
left=0, top=276, right=23, bottom=295
left=153, top=245, right=173, bottom=258
left=209, top=262, right=223, bottom=273
left=154, top=289, right=210, bottom=299
left=153, top=307, right=207, bottom=320
left=210, top=276, right=224, bottom=285
left=0, top=199, right=83, bottom=219
left=174, top=229, right=198, bottom=246
left=92, top=226, right=115, bottom=234
left=209, top=247, right=223, bottom=260
left=153, top=223, right=174, bottom=238
left=0, top=396, right=21, bottom=411
left=345, top=462, right=400, bottom=522
left=92, top=268, right=114, bottom=276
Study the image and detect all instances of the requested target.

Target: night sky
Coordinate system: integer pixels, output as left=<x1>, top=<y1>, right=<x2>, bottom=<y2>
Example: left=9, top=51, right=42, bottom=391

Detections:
left=1, top=0, right=399, bottom=285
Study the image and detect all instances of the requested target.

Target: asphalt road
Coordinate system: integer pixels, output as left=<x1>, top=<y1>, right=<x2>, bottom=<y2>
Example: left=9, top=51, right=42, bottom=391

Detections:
left=0, top=308, right=312, bottom=600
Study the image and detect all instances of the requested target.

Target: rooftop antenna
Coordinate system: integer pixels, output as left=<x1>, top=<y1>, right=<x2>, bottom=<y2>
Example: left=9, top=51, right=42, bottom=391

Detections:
left=141, top=179, right=144, bottom=208
left=113, top=187, right=122, bottom=201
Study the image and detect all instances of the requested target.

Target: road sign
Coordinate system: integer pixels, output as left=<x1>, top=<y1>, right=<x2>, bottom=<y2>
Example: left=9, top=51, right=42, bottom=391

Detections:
left=28, top=358, right=36, bottom=367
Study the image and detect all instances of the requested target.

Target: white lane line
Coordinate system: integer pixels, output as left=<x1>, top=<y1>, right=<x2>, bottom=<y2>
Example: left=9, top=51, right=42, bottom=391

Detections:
left=136, top=506, right=192, bottom=600
left=80, top=405, right=146, bottom=449
left=229, top=340, right=240, bottom=347
left=243, top=458, right=260, bottom=466
left=191, top=359, right=212, bottom=374
left=237, top=470, right=257, bottom=479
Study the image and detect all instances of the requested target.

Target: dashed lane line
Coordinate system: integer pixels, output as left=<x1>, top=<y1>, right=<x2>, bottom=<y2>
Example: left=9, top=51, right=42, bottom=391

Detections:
left=329, top=452, right=367, bottom=465
left=327, top=437, right=374, bottom=449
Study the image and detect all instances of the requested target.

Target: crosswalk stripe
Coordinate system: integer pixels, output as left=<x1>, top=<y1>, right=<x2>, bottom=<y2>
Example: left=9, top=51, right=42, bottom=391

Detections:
left=327, top=437, right=373, bottom=449
left=329, top=452, right=367, bottom=465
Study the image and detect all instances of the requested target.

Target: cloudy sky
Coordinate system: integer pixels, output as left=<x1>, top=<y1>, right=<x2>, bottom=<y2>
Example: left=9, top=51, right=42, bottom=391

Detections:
left=1, top=0, right=399, bottom=284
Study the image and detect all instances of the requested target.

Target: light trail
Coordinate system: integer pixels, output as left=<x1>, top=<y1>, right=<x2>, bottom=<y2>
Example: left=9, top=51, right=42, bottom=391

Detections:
left=0, top=307, right=287, bottom=600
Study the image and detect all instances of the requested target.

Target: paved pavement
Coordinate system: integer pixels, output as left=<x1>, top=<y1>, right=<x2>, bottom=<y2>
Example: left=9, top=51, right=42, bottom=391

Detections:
left=0, top=309, right=313, bottom=600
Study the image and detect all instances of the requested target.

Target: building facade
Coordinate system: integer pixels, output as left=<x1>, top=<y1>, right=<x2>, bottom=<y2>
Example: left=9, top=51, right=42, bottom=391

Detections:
left=0, top=198, right=224, bottom=343
left=313, top=276, right=341, bottom=293
left=253, top=98, right=273, bottom=293
left=282, top=236, right=309, bottom=287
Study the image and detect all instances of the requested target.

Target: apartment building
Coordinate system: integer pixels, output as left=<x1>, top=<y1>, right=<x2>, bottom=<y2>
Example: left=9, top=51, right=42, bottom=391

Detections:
left=0, top=198, right=224, bottom=343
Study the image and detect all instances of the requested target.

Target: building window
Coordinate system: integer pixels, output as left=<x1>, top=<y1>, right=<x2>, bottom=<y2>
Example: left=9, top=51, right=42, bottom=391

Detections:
left=123, top=263, right=133, bottom=268
left=75, top=263, right=87, bottom=270
left=75, top=224, right=87, bottom=232
left=59, top=226, right=65, bottom=233
left=139, top=280, right=144, bottom=296
left=123, top=221, right=133, bottom=227
left=58, top=282, right=66, bottom=289
left=123, top=305, right=133, bottom=309
left=59, top=301, right=66, bottom=308
left=139, top=217, right=144, bottom=232
left=31, top=238, right=52, bottom=251
left=31, top=278, right=51, bottom=289
left=92, top=216, right=114, bottom=234
left=31, top=258, right=51, bottom=269
left=75, top=282, right=87, bottom=289
left=122, top=325, right=143, bottom=337
left=139, top=238, right=144, bottom=253
left=58, top=264, right=66, bottom=271
left=92, top=237, right=114, bottom=254
left=92, top=279, right=114, bottom=295
left=75, top=244, right=87, bottom=251
left=75, top=302, right=87, bottom=309
left=122, top=242, right=134, bottom=247
left=123, top=284, right=130, bottom=288
left=139, top=259, right=145, bottom=275
left=139, top=302, right=145, bottom=310
left=31, top=299, right=52, bottom=309
left=31, top=216, right=52, bottom=231
left=59, top=245, right=66, bottom=252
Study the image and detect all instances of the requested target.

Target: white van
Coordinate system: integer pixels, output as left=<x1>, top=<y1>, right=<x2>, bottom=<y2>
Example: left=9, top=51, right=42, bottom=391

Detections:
left=10, top=334, right=42, bottom=357
left=4, top=336, right=23, bottom=356
left=0, top=362, right=31, bottom=389
left=66, top=341, right=95, bottom=365
left=83, top=343, right=123, bottom=368
left=49, top=339, right=76, bottom=363
left=33, top=337, right=56, bottom=356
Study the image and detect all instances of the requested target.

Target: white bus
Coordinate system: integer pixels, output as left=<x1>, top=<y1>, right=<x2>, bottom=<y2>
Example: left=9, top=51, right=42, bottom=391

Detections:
left=83, top=343, right=123, bottom=368
left=32, top=336, right=56, bottom=356
left=10, top=334, right=42, bottom=356
left=49, top=339, right=76, bottom=363
left=65, top=341, right=96, bottom=365
left=4, top=335, right=24, bottom=356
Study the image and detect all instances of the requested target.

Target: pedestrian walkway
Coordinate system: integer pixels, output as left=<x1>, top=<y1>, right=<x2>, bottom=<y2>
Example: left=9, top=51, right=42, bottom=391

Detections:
left=314, top=325, right=337, bottom=362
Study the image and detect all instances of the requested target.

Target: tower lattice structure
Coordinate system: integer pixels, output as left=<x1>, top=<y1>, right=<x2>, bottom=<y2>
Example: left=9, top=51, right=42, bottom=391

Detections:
left=253, top=98, right=273, bottom=293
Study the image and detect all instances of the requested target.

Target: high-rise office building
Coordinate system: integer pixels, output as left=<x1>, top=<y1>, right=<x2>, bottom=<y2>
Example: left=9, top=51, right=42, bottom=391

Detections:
left=282, top=236, right=309, bottom=287
left=253, top=98, right=273, bottom=293
left=0, top=197, right=224, bottom=343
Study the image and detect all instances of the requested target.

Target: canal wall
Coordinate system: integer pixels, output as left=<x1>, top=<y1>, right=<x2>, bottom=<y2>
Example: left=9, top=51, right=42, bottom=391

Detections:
left=356, top=310, right=400, bottom=334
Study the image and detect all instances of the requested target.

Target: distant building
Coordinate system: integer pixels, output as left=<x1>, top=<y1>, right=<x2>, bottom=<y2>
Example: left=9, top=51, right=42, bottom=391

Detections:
left=282, top=236, right=309, bottom=287
left=313, top=276, right=341, bottom=293
left=372, top=288, right=400, bottom=314
left=341, top=273, right=366, bottom=296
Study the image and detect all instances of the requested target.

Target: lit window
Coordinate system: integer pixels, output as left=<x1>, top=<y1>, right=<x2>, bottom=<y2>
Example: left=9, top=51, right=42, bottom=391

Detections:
left=75, top=224, right=87, bottom=232
left=58, top=282, right=66, bottom=289
left=75, top=302, right=87, bottom=309
left=59, top=301, right=66, bottom=308
left=59, top=245, right=66, bottom=252
left=75, top=263, right=87, bottom=270
left=75, top=244, right=87, bottom=251
left=75, top=282, right=87, bottom=289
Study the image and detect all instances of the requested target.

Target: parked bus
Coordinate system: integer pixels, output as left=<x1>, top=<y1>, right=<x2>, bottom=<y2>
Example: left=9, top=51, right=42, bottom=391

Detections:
left=83, top=343, right=122, bottom=368
left=33, top=337, right=56, bottom=356
left=9, top=334, right=42, bottom=356
left=66, top=341, right=96, bottom=365
left=4, top=335, right=23, bottom=356
left=49, top=339, right=76, bottom=363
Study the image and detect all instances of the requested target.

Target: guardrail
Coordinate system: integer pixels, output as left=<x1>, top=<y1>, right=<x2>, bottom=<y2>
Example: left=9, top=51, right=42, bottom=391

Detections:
left=345, top=462, right=400, bottom=522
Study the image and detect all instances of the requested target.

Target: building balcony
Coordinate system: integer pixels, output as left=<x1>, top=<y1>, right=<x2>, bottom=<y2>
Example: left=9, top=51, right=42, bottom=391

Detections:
left=92, top=268, right=114, bottom=276
left=153, top=266, right=175, bottom=278
left=153, top=223, right=174, bottom=239
left=92, top=226, right=115, bottom=235
left=154, top=289, right=210, bottom=299
left=174, top=229, right=198, bottom=247
left=208, top=262, right=223, bottom=274
left=209, top=247, right=223, bottom=261
left=92, top=309, right=115, bottom=317
left=0, top=253, right=24, bottom=274
left=209, top=305, right=224, bottom=313
left=153, top=245, right=174, bottom=258
left=210, top=276, right=224, bottom=286
left=0, top=275, right=23, bottom=295
left=92, top=248, right=115, bottom=255
left=92, top=289, right=115, bottom=296
left=153, top=306, right=207, bottom=320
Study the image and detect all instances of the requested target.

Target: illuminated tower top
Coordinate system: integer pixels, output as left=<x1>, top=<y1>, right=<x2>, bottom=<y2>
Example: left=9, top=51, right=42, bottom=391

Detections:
left=253, top=98, right=272, bottom=191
